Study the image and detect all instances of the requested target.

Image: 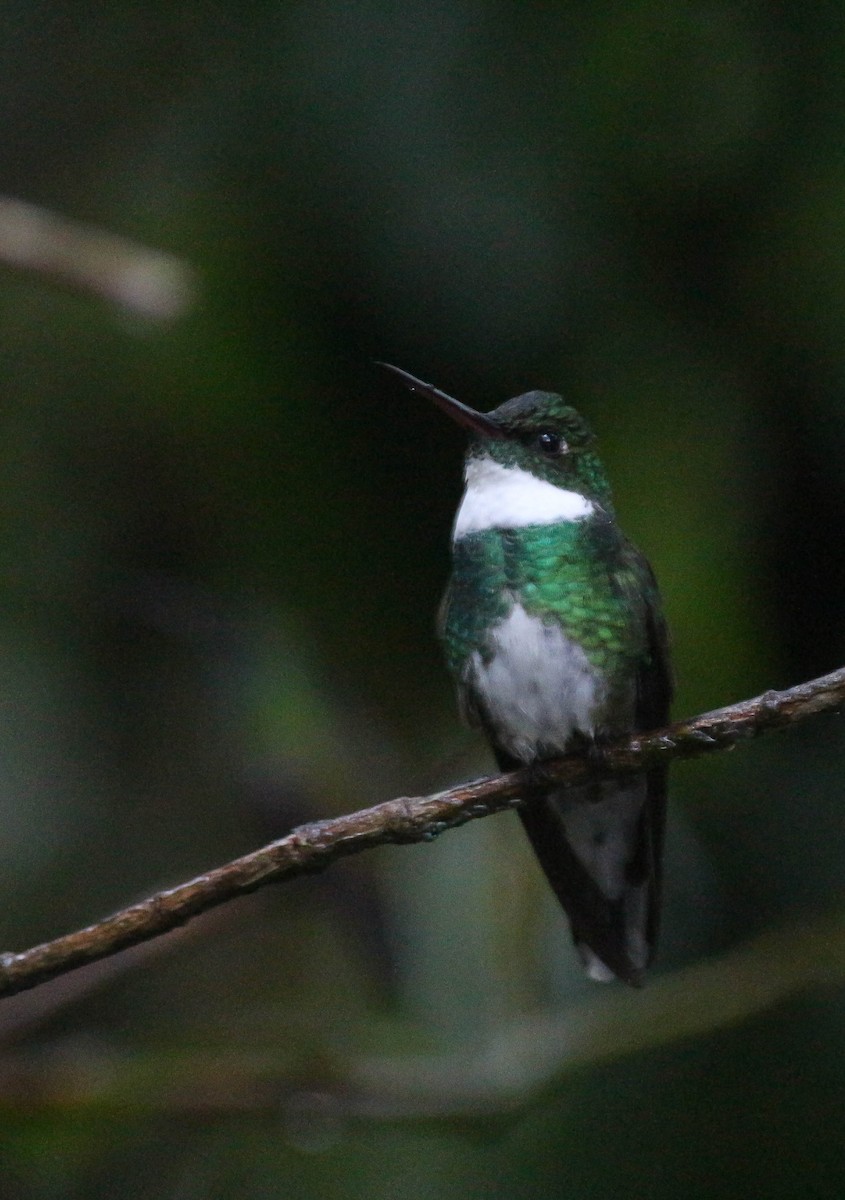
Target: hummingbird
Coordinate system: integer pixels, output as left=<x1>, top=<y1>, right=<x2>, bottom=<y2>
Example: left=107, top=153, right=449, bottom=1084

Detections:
left=380, top=364, right=672, bottom=985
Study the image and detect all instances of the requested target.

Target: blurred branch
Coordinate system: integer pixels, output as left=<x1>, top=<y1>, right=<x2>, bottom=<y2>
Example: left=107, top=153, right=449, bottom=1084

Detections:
left=1, top=908, right=843, bottom=1116
left=1, top=664, right=844, bottom=1001
left=0, top=196, right=195, bottom=319
left=352, top=908, right=845, bottom=1119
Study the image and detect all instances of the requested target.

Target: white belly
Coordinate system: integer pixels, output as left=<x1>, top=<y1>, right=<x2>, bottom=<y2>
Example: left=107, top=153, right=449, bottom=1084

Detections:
left=466, top=603, right=603, bottom=761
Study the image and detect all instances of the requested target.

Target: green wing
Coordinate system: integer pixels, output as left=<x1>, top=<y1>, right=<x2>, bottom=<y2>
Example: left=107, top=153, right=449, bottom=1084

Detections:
left=440, top=524, right=673, bottom=984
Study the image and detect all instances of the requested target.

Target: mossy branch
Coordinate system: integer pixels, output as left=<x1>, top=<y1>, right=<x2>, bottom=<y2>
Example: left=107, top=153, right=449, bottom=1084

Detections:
left=2, top=665, right=844, bottom=1001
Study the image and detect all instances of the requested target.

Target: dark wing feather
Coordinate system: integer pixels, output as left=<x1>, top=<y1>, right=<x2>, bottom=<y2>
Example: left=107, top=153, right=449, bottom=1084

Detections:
left=514, top=546, right=673, bottom=986
left=630, top=556, right=673, bottom=961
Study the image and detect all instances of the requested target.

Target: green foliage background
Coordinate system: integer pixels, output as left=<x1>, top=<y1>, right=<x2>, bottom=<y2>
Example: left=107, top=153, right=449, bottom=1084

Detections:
left=1, top=2, right=844, bottom=1196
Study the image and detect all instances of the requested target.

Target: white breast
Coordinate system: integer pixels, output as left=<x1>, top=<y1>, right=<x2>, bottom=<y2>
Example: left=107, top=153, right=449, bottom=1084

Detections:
left=453, top=457, right=594, bottom=539
left=466, top=603, right=602, bottom=761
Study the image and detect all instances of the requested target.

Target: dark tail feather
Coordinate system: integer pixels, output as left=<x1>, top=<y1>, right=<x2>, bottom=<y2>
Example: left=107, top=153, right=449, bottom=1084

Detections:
left=517, top=768, right=667, bottom=986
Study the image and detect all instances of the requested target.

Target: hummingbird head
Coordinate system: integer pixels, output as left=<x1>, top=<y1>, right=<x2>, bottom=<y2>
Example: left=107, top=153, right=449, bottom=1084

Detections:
left=379, top=364, right=614, bottom=513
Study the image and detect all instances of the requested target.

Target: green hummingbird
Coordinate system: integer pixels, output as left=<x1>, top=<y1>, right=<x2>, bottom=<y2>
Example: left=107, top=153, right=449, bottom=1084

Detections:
left=381, top=364, right=672, bottom=985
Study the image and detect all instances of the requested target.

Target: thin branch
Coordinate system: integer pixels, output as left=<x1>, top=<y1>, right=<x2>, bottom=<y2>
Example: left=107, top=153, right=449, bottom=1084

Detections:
left=1, top=665, right=844, bottom=1001
left=0, top=196, right=195, bottom=319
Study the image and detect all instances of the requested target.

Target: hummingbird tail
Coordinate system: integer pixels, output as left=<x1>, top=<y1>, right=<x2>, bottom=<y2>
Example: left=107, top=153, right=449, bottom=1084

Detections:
left=517, top=768, right=666, bottom=987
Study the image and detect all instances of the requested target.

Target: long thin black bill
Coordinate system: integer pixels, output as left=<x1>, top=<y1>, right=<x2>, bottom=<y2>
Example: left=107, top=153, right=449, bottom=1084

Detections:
left=377, top=362, right=504, bottom=439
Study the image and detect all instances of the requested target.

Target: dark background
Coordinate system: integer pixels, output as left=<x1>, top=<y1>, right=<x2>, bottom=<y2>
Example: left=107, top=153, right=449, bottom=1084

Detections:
left=1, top=2, right=844, bottom=1196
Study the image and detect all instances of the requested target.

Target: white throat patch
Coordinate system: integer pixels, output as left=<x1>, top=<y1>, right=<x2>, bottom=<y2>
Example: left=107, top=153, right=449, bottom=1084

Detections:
left=453, top=456, right=594, bottom=539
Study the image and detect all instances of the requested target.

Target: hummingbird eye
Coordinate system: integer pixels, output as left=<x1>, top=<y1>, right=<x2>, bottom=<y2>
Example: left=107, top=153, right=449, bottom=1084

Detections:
left=536, top=431, right=566, bottom=456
